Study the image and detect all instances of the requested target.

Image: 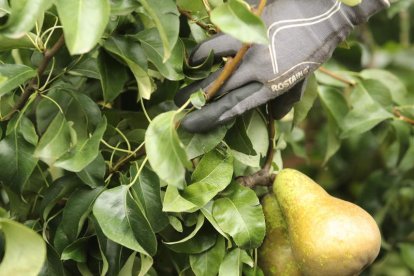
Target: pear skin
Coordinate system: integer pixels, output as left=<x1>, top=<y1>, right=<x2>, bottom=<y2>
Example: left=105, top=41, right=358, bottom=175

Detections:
left=274, top=169, right=381, bottom=276
left=258, top=194, right=301, bottom=276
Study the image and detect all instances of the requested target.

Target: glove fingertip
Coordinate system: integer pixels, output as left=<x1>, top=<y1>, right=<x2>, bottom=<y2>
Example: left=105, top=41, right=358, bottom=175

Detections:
left=180, top=112, right=212, bottom=133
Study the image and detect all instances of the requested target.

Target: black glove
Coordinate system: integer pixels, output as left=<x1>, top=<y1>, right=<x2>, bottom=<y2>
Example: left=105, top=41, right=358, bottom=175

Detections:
left=176, top=0, right=390, bottom=133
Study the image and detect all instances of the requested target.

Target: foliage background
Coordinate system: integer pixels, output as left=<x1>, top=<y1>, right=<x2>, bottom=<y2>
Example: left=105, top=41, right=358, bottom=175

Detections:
left=0, top=0, right=413, bottom=275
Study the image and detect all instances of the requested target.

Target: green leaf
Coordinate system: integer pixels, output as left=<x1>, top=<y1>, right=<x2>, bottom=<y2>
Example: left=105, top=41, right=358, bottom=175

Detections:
left=399, top=243, right=414, bottom=271
left=39, top=175, right=79, bottom=220
left=93, top=217, right=125, bottom=276
left=137, top=0, right=180, bottom=60
left=118, top=252, right=137, bottom=276
left=0, top=64, right=36, bottom=96
left=0, top=0, right=52, bottom=38
left=60, top=187, right=104, bottom=242
left=36, top=88, right=102, bottom=137
left=93, top=185, right=157, bottom=256
left=14, top=116, right=38, bottom=146
left=110, top=0, right=140, bottom=15
left=179, top=125, right=228, bottom=159
left=163, top=185, right=198, bottom=213
left=0, top=0, right=10, bottom=16
left=39, top=245, right=68, bottom=276
left=118, top=252, right=153, bottom=276
left=130, top=165, right=169, bottom=233
left=69, top=56, right=100, bottom=79
left=210, top=0, right=268, bottom=45
left=218, top=248, right=253, bottom=276
left=166, top=228, right=217, bottom=254
left=34, top=113, right=73, bottom=166
left=318, top=86, right=350, bottom=163
left=136, top=29, right=184, bottom=81
left=360, top=69, right=408, bottom=105
left=54, top=117, right=107, bottom=172
left=177, top=0, right=208, bottom=18
left=341, top=84, right=393, bottom=138
left=35, top=88, right=105, bottom=170
left=225, top=117, right=256, bottom=156
left=228, top=111, right=269, bottom=174
left=0, top=33, right=39, bottom=51
left=98, top=49, right=128, bottom=103
left=55, top=0, right=110, bottom=54
left=324, top=113, right=341, bottom=165
left=0, top=218, right=46, bottom=276
left=0, top=131, right=38, bottom=193
left=229, top=110, right=269, bottom=159
left=318, top=86, right=348, bottom=126
left=169, top=216, right=183, bottom=232
left=76, top=153, right=106, bottom=188
left=190, top=237, right=225, bottom=276
left=164, top=213, right=205, bottom=245
left=212, top=182, right=265, bottom=249
left=201, top=202, right=231, bottom=242
left=182, top=150, right=233, bottom=208
left=103, top=36, right=154, bottom=99
left=360, top=79, right=393, bottom=109
left=145, top=111, right=190, bottom=188
left=399, top=139, right=414, bottom=173
left=61, top=237, right=89, bottom=262
left=190, top=89, right=207, bottom=109
left=103, top=36, right=147, bottom=70
left=294, top=74, right=319, bottom=125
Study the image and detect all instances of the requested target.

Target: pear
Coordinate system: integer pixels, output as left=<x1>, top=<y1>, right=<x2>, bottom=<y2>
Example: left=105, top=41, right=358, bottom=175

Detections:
left=273, top=169, right=381, bottom=276
left=258, top=194, right=301, bottom=276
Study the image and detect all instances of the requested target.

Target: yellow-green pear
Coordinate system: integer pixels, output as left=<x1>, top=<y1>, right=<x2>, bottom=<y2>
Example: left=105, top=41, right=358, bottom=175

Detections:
left=274, top=169, right=381, bottom=276
left=258, top=194, right=301, bottom=276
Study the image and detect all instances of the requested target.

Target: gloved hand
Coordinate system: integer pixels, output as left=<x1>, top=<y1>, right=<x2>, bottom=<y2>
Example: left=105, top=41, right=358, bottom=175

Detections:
left=175, top=0, right=390, bottom=133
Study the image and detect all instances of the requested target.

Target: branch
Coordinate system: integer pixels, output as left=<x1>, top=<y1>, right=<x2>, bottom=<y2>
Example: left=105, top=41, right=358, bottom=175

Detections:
left=3, top=35, right=65, bottom=121
left=205, top=0, right=267, bottom=100
left=318, top=67, right=356, bottom=86
left=394, top=108, right=414, bottom=125
left=236, top=169, right=275, bottom=188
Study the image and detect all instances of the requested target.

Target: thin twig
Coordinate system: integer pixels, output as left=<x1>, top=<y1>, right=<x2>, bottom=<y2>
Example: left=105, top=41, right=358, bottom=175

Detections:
left=205, top=0, right=267, bottom=100
left=178, top=8, right=212, bottom=32
left=394, top=108, right=414, bottom=125
left=108, top=145, right=146, bottom=175
left=318, top=67, right=356, bottom=86
left=202, top=0, right=212, bottom=16
left=3, top=35, right=65, bottom=121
